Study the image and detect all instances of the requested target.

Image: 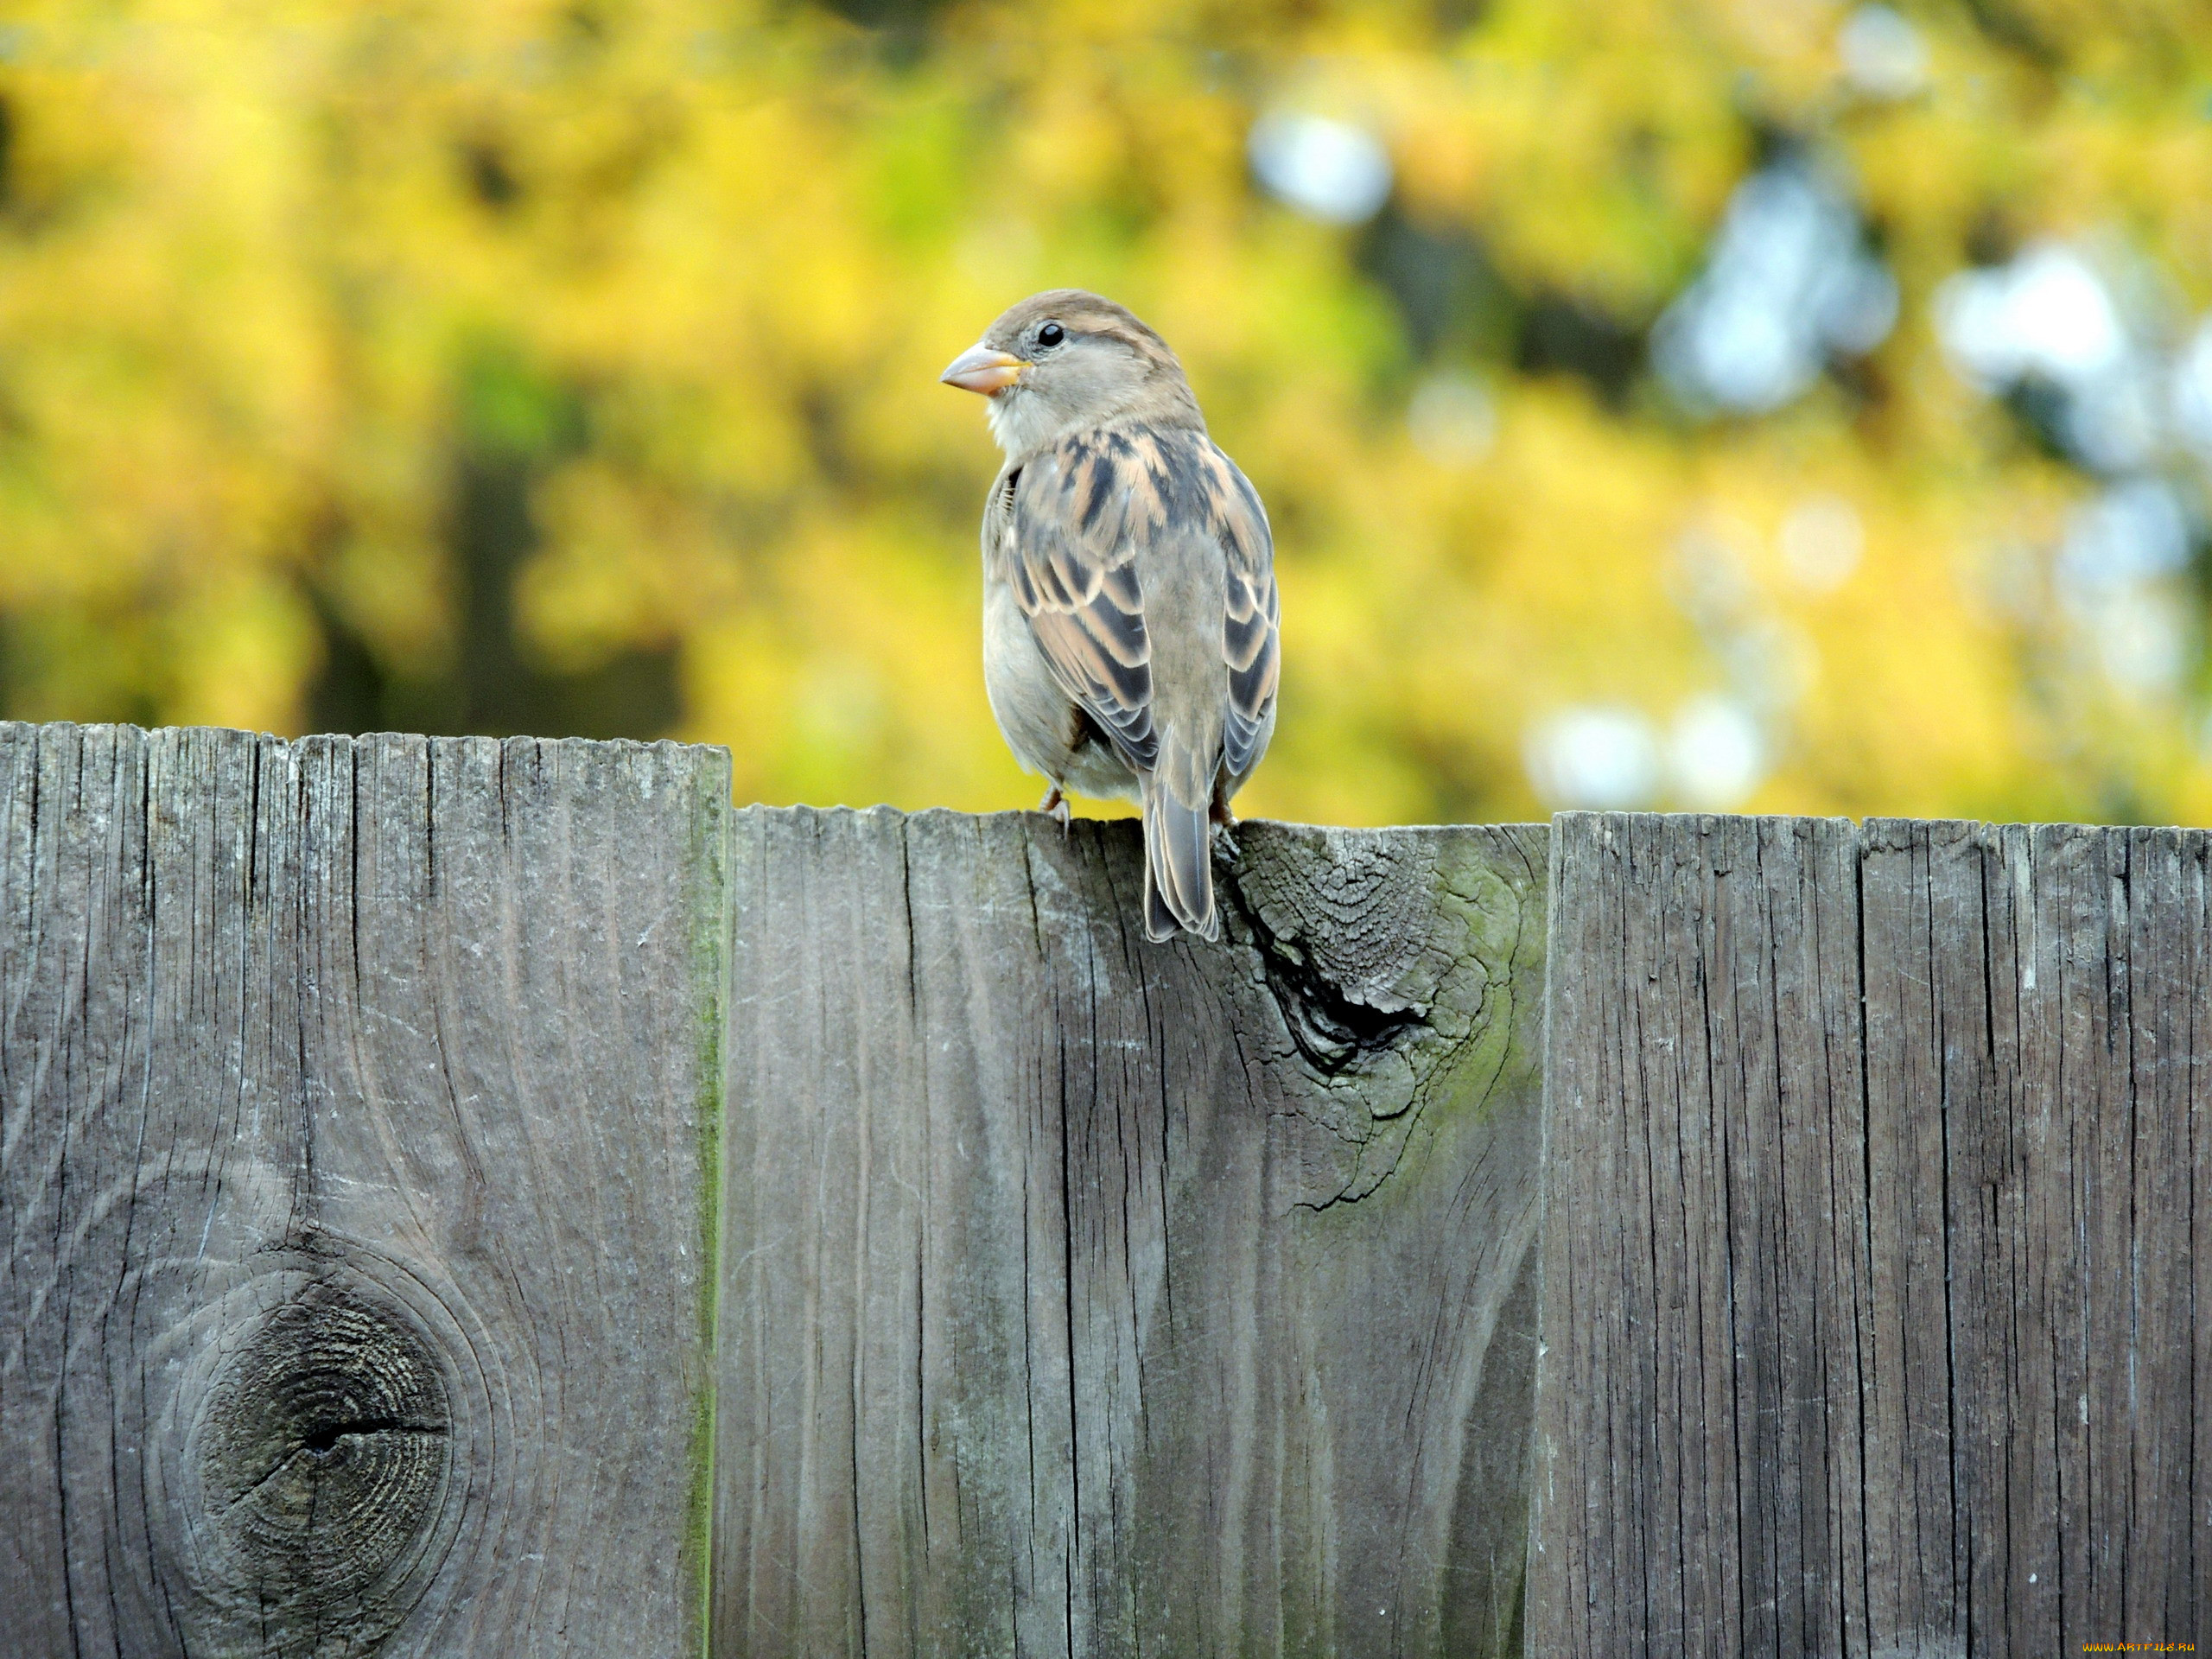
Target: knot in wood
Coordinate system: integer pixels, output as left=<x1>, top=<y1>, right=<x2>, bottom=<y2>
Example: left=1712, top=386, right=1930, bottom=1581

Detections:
left=1230, top=827, right=1435, bottom=1073
left=186, top=1277, right=452, bottom=1643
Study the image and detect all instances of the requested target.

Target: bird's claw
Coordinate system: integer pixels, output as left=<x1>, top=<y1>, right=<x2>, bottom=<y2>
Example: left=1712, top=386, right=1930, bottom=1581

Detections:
left=1039, top=785, right=1071, bottom=833
left=1211, top=818, right=1242, bottom=862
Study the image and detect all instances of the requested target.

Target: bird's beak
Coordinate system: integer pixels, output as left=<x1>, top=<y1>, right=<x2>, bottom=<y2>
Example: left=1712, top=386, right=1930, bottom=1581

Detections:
left=940, top=344, right=1027, bottom=396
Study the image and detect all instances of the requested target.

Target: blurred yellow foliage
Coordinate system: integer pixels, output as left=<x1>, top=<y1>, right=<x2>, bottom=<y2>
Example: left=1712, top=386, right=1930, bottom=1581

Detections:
left=2, top=0, right=2209, bottom=823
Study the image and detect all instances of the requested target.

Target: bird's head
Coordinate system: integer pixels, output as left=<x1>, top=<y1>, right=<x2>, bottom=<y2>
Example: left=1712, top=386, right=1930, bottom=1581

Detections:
left=940, top=289, right=1203, bottom=458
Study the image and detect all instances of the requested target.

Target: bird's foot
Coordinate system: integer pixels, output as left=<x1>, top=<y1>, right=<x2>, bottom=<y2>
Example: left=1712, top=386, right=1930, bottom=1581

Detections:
left=1210, top=809, right=1242, bottom=863
left=1039, top=785, right=1071, bottom=832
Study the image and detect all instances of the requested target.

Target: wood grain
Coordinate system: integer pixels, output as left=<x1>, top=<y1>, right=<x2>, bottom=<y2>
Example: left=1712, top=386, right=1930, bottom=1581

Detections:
left=19, top=724, right=2204, bottom=1656
left=0, top=722, right=724, bottom=1658
left=716, top=808, right=1548, bottom=1658
left=1530, top=811, right=2210, bottom=1656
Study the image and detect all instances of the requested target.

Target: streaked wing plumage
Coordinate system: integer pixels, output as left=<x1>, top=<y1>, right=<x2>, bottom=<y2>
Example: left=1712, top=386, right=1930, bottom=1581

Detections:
left=1205, top=444, right=1280, bottom=778
left=995, top=423, right=1278, bottom=785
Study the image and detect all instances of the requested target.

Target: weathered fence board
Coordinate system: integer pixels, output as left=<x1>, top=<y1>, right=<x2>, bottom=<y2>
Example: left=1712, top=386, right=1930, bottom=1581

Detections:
left=14, top=717, right=2212, bottom=1658
left=1529, top=811, right=2211, bottom=1656
left=0, top=723, right=724, bottom=1657
left=717, top=808, right=1548, bottom=1658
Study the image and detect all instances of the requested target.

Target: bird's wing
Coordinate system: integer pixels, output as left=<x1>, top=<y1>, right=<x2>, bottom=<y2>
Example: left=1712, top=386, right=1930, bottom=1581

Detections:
left=1002, top=424, right=1279, bottom=783
left=1202, top=441, right=1280, bottom=779
left=1001, top=427, right=1165, bottom=772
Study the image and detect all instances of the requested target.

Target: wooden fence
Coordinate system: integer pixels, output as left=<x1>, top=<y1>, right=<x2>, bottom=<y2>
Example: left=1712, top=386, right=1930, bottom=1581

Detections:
left=1535, top=813, right=2209, bottom=1656
left=1, top=722, right=2203, bottom=1656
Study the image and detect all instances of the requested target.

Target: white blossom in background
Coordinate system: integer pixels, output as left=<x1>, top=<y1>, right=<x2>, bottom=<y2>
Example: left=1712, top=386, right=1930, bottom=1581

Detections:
left=1654, top=162, right=1897, bottom=414
left=1936, top=244, right=2126, bottom=389
left=1931, top=242, right=2206, bottom=697
left=1839, top=4, right=1929, bottom=100
left=1408, top=372, right=1497, bottom=466
left=1524, top=707, right=1661, bottom=808
left=1668, top=695, right=1766, bottom=808
left=2064, top=365, right=2169, bottom=474
left=1248, top=113, right=1392, bottom=225
left=2056, top=480, right=2195, bottom=696
left=1933, top=242, right=2171, bottom=472
left=2057, top=478, right=2191, bottom=594
left=1779, top=494, right=1865, bottom=592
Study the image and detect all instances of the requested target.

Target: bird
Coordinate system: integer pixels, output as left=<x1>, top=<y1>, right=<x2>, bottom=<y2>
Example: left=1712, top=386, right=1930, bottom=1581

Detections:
left=940, top=289, right=1280, bottom=944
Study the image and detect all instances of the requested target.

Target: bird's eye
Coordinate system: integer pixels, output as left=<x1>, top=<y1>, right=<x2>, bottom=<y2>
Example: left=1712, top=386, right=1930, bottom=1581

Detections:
left=1037, top=321, right=1065, bottom=350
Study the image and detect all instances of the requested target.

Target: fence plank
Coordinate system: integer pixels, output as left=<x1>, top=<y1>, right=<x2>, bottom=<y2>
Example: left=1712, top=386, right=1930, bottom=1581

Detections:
left=0, top=722, right=724, bottom=1658
left=16, top=723, right=2209, bottom=1656
left=1530, top=811, right=2211, bottom=1656
left=716, top=808, right=1548, bottom=1658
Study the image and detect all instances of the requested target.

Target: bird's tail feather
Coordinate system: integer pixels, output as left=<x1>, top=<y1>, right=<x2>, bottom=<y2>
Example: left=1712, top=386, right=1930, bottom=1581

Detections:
left=1141, top=775, right=1217, bottom=942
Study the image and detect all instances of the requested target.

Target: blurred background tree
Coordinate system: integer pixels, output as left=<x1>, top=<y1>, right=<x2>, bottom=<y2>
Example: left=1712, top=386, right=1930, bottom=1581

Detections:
left=2, top=0, right=2209, bottom=824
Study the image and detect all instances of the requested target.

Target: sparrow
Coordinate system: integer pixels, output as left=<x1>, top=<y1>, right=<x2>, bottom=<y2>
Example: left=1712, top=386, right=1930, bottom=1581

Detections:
left=941, top=289, right=1280, bottom=943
